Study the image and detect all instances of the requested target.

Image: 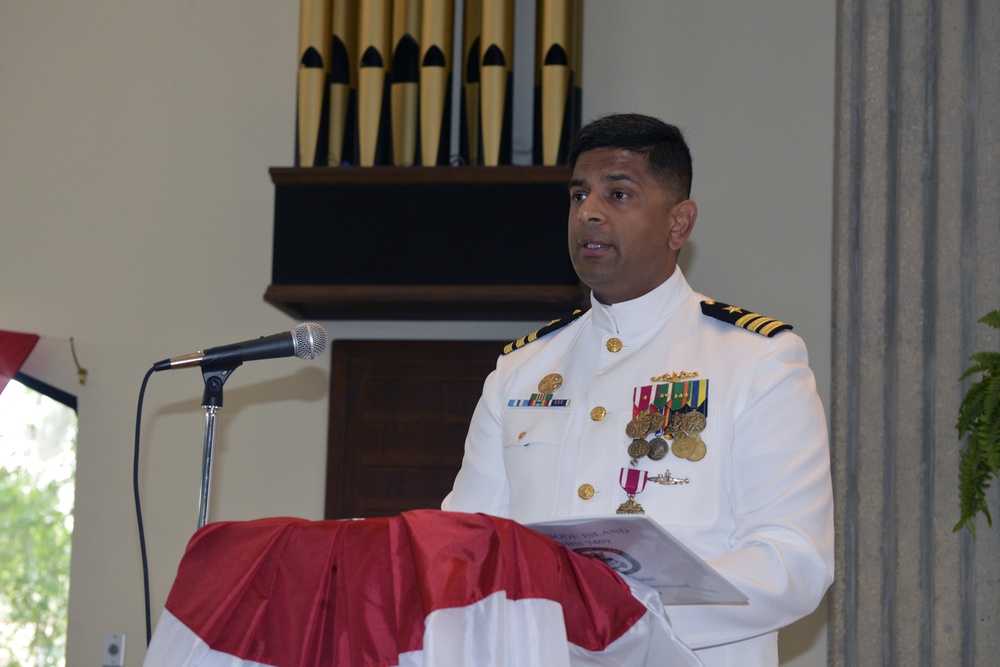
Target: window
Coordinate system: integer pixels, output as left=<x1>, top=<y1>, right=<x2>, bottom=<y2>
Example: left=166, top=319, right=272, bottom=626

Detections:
left=0, top=374, right=77, bottom=667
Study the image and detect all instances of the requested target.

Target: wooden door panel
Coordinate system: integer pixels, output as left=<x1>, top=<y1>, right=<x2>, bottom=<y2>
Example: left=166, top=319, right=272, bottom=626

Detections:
left=325, top=340, right=503, bottom=519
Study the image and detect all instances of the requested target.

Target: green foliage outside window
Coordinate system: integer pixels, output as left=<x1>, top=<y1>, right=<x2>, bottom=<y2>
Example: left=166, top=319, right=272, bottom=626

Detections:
left=0, top=467, right=73, bottom=667
left=0, top=381, right=75, bottom=667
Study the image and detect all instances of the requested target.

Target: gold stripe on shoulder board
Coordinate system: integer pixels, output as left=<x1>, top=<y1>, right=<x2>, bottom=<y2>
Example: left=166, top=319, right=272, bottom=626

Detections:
left=503, top=308, right=589, bottom=355
left=700, top=300, right=792, bottom=337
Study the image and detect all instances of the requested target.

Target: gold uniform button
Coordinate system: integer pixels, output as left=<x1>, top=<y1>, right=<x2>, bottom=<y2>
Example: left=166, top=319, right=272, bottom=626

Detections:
left=590, top=406, right=607, bottom=421
left=578, top=484, right=595, bottom=500
left=606, top=338, right=623, bottom=353
left=518, top=431, right=527, bottom=440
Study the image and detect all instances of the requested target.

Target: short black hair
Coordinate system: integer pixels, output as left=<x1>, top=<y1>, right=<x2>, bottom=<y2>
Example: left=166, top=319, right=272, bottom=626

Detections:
left=567, top=113, right=693, bottom=200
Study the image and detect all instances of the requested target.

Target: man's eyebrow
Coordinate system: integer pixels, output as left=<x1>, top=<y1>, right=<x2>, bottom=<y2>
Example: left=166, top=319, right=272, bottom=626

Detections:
left=603, top=172, right=639, bottom=185
left=567, top=172, right=639, bottom=189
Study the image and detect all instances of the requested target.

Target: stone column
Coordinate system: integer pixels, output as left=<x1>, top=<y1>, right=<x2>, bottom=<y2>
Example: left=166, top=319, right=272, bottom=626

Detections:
left=831, top=1, right=1000, bottom=665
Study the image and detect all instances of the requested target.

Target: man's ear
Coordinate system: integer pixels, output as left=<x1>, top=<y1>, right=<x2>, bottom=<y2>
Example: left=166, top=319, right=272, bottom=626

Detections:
left=667, top=199, right=697, bottom=251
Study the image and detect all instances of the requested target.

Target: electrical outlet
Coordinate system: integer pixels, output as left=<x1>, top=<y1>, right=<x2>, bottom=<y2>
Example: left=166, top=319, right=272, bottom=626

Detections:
left=102, top=633, right=125, bottom=667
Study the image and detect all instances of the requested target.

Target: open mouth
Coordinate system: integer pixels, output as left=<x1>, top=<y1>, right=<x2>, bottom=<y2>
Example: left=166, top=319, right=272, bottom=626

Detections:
left=578, top=239, right=612, bottom=255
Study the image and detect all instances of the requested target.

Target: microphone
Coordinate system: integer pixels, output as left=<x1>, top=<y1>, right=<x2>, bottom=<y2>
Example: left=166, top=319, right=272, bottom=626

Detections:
left=153, top=322, right=328, bottom=372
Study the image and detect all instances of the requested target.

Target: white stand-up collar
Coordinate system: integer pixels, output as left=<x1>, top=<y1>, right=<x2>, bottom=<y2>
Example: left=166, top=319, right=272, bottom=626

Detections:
left=590, top=267, right=696, bottom=336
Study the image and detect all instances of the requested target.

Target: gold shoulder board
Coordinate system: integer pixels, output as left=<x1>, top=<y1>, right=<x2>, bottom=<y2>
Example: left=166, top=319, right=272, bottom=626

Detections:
left=700, top=300, right=793, bottom=337
left=502, top=308, right=589, bottom=355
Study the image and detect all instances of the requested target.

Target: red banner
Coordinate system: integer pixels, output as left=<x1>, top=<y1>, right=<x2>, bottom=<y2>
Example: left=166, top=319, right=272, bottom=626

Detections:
left=0, top=330, right=40, bottom=395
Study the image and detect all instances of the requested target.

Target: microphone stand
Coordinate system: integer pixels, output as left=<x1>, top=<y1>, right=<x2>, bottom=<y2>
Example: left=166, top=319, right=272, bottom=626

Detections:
left=198, top=367, right=235, bottom=529
left=154, top=327, right=327, bottom=529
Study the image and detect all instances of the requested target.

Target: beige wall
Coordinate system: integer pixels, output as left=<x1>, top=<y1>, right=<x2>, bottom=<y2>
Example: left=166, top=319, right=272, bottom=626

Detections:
left=0, top=1, right=833, bottom=665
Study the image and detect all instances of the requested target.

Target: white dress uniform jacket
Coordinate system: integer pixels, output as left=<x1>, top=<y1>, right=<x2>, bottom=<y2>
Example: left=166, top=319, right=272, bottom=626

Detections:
left=443, top=269, right=834, bottom=667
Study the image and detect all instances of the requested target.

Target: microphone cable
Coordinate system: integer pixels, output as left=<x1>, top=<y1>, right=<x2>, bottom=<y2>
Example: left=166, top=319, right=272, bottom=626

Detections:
left=131, top=325, right=327, bottom=647
left=133, top=366, right=155, bottom=646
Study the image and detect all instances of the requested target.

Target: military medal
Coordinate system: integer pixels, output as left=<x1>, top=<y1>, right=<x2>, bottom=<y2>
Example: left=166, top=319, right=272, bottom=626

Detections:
left=664, top=413, right=684, bottom=437
left=627, top=385, right=669, bottom=462
left=625, top=417, right=648, bottom=440
left=682, top=411, right=706, bottom=434
left=665, top=408, right=708, bottom=461
left=671, top=433, right=697, bottom=459
left=647, top=436, right=670, bottom=461
left=617, top=468, right=648, bottom=514
left=687, top=438, right=707, bottom=462
left=627, top=380, right=710, bottom=465
left=627, top=438, right=651, bottom=459
left=644, top=411, right=665, bottom=432
left=617, top=377, right=707, bottom=505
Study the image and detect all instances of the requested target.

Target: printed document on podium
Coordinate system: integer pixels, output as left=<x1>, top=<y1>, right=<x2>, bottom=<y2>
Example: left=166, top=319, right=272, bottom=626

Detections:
left=526, top=515, right=748, bottom=605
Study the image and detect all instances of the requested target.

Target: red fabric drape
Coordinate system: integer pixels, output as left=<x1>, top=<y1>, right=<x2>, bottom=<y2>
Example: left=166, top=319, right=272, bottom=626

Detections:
left=0, top=330, right=40, bottom=395
left=162, top=511, right=650, bottom=666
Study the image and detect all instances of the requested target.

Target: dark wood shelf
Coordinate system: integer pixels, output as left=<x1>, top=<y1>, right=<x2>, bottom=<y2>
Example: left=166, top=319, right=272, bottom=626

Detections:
left=265, top=283, right=587, bottom=321
left=265, top=165, right=583, bottom=321
left=269, top=164, right=570, bottom=186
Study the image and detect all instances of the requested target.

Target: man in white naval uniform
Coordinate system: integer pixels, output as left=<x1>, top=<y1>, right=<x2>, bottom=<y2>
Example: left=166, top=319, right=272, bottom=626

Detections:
left=442, top=114, right=834, bottom=667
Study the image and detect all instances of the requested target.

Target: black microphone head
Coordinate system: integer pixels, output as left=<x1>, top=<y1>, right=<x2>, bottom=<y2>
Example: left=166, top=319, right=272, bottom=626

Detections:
left=292, top=322, right=328, bottom=360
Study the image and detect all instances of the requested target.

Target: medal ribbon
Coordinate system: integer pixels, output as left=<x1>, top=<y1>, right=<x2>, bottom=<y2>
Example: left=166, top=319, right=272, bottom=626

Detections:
left=618, top=468, right=648, bottom=496
left=670, top=381, right=690, bottom=411
left=528, top=393, right=553, bottom=406
left=632, top=385, right=653, bottom=418
left=653, top=383, right=672, bottom=409
left=687, top=379, right=709, bottom=409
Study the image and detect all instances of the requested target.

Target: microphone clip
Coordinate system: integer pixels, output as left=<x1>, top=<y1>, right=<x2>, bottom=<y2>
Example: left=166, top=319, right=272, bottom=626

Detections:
left=202, top=366, right=236, bottom=409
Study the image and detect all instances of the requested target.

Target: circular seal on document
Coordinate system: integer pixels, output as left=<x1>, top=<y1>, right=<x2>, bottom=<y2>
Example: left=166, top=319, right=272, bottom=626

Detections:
left=573, top=547, right=641, bottom=576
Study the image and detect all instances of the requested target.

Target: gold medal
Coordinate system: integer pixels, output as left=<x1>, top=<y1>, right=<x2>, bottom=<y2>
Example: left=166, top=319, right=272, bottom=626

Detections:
left=687, top=436, right=707, bottom=462
left=538, top=373, right=563, bottom=393
left=625, top=418, right=649, bottom=439
left=643, top=411, right=665, bottom=432
left=616, top=496, right=645, bottom=514
left=671, top=433, right=696, bottom=459
left=682, top=410, right=706, bottom=434
left=647, top=437, right=669, bottom=461
left=664, top=413, right=685, bottom=437
left=627, top=438, right=651, bottom=459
